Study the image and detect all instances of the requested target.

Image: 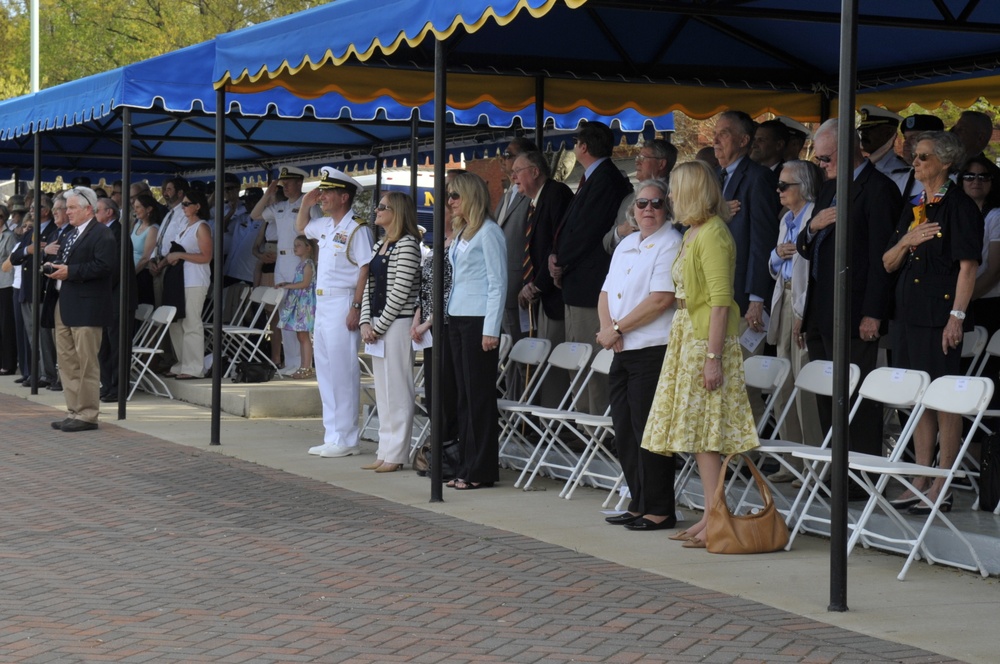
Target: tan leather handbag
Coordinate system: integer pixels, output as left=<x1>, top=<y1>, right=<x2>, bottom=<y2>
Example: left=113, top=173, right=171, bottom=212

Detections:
left=706, top=453, right=789, bottom=554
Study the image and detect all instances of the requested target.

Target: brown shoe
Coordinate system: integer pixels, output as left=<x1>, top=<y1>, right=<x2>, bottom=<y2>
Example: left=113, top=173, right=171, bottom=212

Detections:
left=361, top=460, right=384, bottom=470
left=374, top=463, right=402, bottom=473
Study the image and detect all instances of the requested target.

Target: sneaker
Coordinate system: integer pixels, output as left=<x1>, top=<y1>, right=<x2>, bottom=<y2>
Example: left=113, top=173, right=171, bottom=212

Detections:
left=308, top=443, right=329, bottom=456
left=319, top=445, right=360, bottom=458
left=768, top=469, right=796, bottom=483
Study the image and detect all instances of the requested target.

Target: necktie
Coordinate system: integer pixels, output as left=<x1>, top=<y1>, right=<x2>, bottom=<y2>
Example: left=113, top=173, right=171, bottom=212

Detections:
left=719, top=169, right=728, bottom=194
left=577, top=174, right=587, bottom=193
left=522, top=202, right=536, bottom=286
left=59, top=228, right=79, bottom=263
left=156, top=208, right=174, bottom=258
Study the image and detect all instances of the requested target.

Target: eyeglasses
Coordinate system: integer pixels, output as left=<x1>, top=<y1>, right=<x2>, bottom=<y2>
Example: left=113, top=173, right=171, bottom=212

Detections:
left=814, top=153, right=836, bottom=164
left=913, top=152, right=936, bottom=163
left=447, top=192, right=461, bottom=200
left=181, top=201, right=195, bottom=207
left=776, top=181, right=801, bottom=192
left=502, top=152, right=516, bottom=160
left=375, top=204, right=393, bottom=212
left=635, top=154, right=660, bottom=163
left=635, top=198, right=665, bottom=210
left=962, top=172, right=993, bottom=182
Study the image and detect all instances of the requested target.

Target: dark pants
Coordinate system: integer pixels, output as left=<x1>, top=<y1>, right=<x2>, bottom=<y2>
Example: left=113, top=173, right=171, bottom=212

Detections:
left=100, top=313, right=134, bottom=399
left=450, top=316, right=500, bottom=484
left=609, top=345, right=676, bottom=516
left=0, top=287, right=16, bottom=373
left=806, top=323, right=882, bottom=456
left=13, top=289, right=27, bottom=377
left=423, top=322, right=459, bottom=443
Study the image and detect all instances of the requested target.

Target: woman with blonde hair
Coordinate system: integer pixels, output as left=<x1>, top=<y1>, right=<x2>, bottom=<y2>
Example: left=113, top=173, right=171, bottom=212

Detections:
left=446, top=172, right=507, bottom=489
left=360, top=191, right=423, bottom=473
left=641, top=160, right=759, bottom=546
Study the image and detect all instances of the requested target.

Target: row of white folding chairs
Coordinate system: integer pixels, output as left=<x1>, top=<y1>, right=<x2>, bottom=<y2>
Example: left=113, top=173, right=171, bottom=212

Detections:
left=129, top=304, right=177, bottom=401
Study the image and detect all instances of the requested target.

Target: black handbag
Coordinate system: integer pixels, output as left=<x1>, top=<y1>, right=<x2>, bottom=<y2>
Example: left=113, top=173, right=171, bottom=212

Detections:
left=413, top=439, right=461, bottom=480
left=231, top=361, right=275, bottom=384
left=161, top=241, right=187, bottom=320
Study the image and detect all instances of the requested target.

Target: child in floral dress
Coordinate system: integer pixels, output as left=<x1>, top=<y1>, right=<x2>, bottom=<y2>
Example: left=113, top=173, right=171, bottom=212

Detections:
left=276, top=235, right=317, bottom=379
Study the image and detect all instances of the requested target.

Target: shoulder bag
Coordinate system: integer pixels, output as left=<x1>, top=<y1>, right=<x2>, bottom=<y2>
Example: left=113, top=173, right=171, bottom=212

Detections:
left=706, top=453, right=789, bottom=554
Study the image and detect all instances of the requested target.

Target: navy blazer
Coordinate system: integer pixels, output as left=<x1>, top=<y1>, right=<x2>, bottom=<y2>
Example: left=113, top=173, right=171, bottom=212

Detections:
left=555, top=159, right=632, bottom=308
left=52, top=220, right=117, bottom=328
left=796, top=161, right=902, bottom=338
left=527, top=179, right=574, bottom=321
left=721, top=156, right=781, bottom=316
left=10, top=220, right=59, bottom=303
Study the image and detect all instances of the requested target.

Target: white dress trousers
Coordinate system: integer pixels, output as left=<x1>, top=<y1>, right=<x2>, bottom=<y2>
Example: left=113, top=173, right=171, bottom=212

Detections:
left=313, top=291, right=361, bottom=447
left=371, top=316, right=415, bottom=464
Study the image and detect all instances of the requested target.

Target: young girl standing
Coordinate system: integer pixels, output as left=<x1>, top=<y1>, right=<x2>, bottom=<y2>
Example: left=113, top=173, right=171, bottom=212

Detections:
left=276, top=235, right=317, bottom=379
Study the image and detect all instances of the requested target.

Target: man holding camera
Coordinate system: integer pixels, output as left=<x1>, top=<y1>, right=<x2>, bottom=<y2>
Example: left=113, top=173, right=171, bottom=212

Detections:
left=43, top=187, right=116, bottom=432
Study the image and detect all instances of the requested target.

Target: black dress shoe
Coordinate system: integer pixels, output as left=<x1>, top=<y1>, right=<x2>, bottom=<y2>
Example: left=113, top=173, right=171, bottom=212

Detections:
left=59, top=419, right=98, bottom=432
left=14, top=376, right=26, bottom=384
left=605, top=512, right=641, bottom=525
left=51, top=419, right=70, bottom=430
left=47, top=383, right=63, bottom=392
left=100, top=393, right=118, bottom=403
left=624, top=516, right=678, bottom=531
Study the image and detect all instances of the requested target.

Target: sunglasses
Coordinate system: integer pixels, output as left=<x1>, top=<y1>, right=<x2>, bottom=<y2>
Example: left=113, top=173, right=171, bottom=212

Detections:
left=913, top=152, right=936, bottom=163
left=447, top=192, right=461, bottom=200
left=776, top=181, right=801, bottom=192
left=635, top=198, right=665, bottom=210
left=181, top=201, right=196, bottom=207
left=814, top=154, right=835, bottom=164
left=375, top=204, right=393, bottom=212
left=962, top=172, right=992, bottom=182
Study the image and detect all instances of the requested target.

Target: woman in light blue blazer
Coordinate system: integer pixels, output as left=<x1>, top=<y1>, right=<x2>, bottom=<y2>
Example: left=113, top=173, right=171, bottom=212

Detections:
left=446, top=172, right=507, bottom=489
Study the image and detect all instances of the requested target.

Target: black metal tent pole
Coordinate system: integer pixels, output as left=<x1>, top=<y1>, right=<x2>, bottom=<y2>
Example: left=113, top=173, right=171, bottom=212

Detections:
left=534, top=76, right=545, bottom=150
left=211, top=87, right=226, bottom=446
left=410, top=113, right=420, bottom=204
left=29, top=134, right=41, bottom=395
left=429, top=38, right=447, bottom=503
left=117, top=108, right=133, bottom=419
left=829, top=0, right=859, bottom=613
left=374, top=151, right=383, bottom=207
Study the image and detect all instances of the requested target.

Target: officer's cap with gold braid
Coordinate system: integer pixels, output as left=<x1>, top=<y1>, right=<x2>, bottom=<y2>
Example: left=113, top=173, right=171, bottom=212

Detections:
left=277, top=165, right=308, bottom=181
left=317, top=166, right=362, bottom=195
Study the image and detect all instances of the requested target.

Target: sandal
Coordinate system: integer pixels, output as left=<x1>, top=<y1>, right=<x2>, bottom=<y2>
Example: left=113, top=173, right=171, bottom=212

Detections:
left=446, top=478, right=464, bottom=488
left=290, top=368, right=315, bottom=380
left=454, top=480, right=494, bottom=490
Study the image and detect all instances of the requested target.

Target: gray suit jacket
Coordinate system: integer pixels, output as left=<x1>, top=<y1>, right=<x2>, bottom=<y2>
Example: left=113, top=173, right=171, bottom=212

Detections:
left=494, top=186, right=530, bottom=309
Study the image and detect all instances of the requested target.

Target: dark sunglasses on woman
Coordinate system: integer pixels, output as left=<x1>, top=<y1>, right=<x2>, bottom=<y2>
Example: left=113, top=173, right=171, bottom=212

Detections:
left=635, top=198, right=665, bottom=210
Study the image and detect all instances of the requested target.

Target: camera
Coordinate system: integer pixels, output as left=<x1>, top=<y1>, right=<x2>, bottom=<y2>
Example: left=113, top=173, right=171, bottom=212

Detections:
left=42, top=262, right=59, bottom=275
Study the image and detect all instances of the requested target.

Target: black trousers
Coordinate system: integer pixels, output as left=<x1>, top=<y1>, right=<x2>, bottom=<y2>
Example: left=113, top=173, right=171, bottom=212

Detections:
left=423, top=322, right=459, bottom=443
left=100, top=313, right=135, bottom=399
left=0, top=287, right=16, bottom=373
left=806, top=323, right=882, bottom=456
left=450, top=316, right=500, bottom=484
left=609, top=344, right=676, bottom=516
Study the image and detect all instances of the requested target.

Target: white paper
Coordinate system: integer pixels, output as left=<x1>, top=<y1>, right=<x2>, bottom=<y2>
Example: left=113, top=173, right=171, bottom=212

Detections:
left=739, top=312, right=770, bottom=353
left=365, top=339, right=385, bottom=358
left=412, top=330, right=433, bottom=351
left=519, top=306, right=531, bottom=333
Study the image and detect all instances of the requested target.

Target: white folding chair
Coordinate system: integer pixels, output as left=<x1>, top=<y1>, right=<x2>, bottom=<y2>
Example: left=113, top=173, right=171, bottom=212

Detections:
left=962, top=325, right=988, bottom=375
left=129, top=305, right=176, bottom=400
left=846, top=375, right=994, bottom=580
left=728, top=360, right=860, bottom=518
left=495, top=338, right=552, bottom=469
left=516, top=347, right=615, bottom=492
left=132, top=303, right=155, bottom=345
left=205, top=282, right=251, bottom=353
left=786, top=367, right=931, bottom=549
left=500, top=341, right=593, bottom=481
left=220, top=287, right=285, bottom=379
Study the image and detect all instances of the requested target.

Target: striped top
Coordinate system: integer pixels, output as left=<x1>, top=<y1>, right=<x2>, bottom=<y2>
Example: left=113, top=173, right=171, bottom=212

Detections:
left=360, top=234, right=421, bottom=336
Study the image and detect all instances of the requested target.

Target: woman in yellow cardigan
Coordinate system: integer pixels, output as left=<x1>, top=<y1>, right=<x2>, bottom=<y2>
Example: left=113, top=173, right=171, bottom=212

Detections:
left=641, top=160, right=759, bottom=549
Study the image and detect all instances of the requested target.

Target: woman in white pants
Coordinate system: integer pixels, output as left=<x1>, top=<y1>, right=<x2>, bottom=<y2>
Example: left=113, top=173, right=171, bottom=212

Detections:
left=165, top=190, right=213, bottom=379
left=360, top=192, right=422, bottom=473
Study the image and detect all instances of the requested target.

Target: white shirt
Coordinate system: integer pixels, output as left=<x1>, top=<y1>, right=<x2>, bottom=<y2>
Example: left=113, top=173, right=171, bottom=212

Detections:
left=156, top=203, right=184, bottom=258
left=305, top=213, right=373, bottom=292
left=601, top=223, right=682, bottom=351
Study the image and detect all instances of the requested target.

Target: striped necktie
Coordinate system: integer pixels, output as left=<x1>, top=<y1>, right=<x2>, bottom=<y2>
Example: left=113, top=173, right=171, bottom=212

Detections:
left=522, top=202, right=536, bottom=286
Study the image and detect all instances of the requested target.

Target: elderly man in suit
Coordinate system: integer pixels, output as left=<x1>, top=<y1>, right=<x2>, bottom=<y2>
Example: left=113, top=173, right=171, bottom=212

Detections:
left=796, top=118, right=902, bottom=457
left=495, top=137, right=538, bottom=344
left=513, top=150, right=575, bottom=405
left=549, top=121, right=633, bottom=413
left=44, top=187, right=117, bottom=432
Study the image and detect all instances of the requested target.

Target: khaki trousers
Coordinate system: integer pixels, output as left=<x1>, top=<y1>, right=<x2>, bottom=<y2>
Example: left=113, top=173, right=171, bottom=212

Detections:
left=54, top=303, right=102, bottom=424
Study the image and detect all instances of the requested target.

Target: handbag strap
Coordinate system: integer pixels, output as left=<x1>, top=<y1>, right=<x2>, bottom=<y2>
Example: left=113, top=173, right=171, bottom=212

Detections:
left=716, top=453, right=776, bottom=513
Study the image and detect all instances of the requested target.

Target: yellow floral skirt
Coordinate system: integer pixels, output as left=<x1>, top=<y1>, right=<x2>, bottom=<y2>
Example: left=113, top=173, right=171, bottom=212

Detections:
left=640, top=308, right=760, bottom=456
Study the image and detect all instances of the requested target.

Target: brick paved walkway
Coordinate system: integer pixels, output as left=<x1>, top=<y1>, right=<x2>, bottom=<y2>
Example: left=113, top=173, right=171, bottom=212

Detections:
left=0, top=395, right=960, bottom=664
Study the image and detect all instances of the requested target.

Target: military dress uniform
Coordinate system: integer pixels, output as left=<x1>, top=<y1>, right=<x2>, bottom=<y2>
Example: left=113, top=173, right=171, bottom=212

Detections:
left=305, top=211, right=373, bottom=453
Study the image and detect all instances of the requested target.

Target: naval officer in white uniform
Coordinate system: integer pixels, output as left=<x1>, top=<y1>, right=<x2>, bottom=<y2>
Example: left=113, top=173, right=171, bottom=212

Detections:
left=296, top=166, right=373, bottom=458
left=251, top=166, right=320, bottom=375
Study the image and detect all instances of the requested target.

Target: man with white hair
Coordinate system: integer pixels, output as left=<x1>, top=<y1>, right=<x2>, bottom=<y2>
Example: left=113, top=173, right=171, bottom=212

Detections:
left=252, top=166, right=320, bottom=374
left=296, top=167, right=372, bottom=458
left=42, top=187, right=116, bottom=432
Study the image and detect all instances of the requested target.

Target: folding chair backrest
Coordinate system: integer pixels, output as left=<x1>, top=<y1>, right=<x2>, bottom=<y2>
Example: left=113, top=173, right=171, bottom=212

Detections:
left=133, top=303, right=155, bottom=344
left=590, top=348, right=616, bottom=376
left=793, top=360, right=860, bottom=398
left=856, top=367, right=930, bottom=409
left=921, top=375, right=994, bottom=417
left=743, top=356, right=791, bottom=392
left=151, top=305, right=177, bottom=327
left=507, top=337, right=551, bottom=366
left=262, top=287, right=285, bottom=308
left=974, top=328, right=1000, bottom=377
left=546, top=341, right=593, bottom=372
left=962, top=325, right=988, bottom=375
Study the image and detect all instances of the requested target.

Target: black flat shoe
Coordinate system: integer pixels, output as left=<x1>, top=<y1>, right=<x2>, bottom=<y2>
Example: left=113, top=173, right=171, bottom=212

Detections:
left=14, top=376, right=26, bottom=384
left=604, top=512, right=641, bottom=525
left=889, top=495, right=921, bottom=510
left=624, top=516, right=677, bottom=531
left=908, top=495, right=952, bottom=516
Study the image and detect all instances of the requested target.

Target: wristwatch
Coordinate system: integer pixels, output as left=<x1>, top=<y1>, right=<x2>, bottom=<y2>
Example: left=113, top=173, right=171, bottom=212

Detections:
left=351, top=302, right=362, bottom=310
left=950, top=310, right=967, bottom=320
left=706, top=352, right=722, bottom=361
left=613, top=322, right=622, bottom=335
